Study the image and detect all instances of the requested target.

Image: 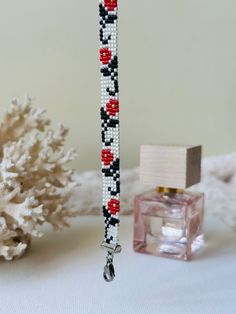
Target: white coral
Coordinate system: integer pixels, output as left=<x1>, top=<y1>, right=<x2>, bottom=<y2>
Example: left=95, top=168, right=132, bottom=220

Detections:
left=0, top=96, right=77, bottom=260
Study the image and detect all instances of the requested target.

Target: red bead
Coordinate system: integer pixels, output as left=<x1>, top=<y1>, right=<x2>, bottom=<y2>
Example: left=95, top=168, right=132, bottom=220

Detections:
left=101, top=149, right=114, bottom=166
left=108, top=199, right=120, bottom=215
left=106, top=99, right=119, bottom=116
left=104, top=0, right=117, bottom=11
left=99, top=48, right=112, bottom=65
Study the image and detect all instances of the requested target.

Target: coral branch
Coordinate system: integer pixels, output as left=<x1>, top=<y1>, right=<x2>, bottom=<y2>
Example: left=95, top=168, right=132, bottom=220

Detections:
left=0, top=96, right=78, bottom=260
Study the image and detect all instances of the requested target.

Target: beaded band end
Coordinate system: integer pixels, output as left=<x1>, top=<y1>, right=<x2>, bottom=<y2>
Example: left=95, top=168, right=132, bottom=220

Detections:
left=101, top=241, right=122, bottom=254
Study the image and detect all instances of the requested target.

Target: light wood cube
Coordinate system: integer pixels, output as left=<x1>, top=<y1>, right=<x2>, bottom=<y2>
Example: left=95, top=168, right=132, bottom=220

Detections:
left=140, top=145, right=202, bottom=189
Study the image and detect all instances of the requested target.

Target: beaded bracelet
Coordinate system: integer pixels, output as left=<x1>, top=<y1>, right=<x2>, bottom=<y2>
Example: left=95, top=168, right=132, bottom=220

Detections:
left=99, top=0, right=121, bottom=282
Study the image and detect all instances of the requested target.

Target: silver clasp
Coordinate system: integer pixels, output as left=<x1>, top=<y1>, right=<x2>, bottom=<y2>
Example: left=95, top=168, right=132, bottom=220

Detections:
left=103, top=253, right=115, bottom=282
left=101, top=242, right=122, bottom=282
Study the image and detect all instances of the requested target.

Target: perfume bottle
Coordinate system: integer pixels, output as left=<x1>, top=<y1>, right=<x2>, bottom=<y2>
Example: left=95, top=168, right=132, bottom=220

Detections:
left=133, top=145, right=204, bottom=261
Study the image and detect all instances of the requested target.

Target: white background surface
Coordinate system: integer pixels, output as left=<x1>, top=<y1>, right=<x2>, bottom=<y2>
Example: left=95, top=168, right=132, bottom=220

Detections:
left=0, top=212, right=236, bottom=314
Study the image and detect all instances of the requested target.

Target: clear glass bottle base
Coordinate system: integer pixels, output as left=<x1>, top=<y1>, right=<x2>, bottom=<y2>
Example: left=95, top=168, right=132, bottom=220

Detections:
left=134, top=234, right=204, bottom=261
left=133, top=190, right=204, bottom=261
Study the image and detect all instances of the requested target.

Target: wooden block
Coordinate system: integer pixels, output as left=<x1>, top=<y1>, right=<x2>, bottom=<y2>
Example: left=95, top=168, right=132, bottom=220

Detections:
left=140, top=145, right=202, bottom=189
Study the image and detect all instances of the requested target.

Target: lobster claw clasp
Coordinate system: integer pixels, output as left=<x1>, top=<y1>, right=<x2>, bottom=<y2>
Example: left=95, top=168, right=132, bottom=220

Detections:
left=101, top=242, right=121, bottom=282
left=103, top=257, right=115, bottom=282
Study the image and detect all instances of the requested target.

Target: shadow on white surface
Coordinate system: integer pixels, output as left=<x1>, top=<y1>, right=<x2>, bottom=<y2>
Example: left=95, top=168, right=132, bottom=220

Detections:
left=0, top=217, right=105, bottom=280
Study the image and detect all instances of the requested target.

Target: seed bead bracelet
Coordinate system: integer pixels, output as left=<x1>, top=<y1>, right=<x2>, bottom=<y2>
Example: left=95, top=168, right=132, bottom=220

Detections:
left=99, top=0, right=121, bottom=282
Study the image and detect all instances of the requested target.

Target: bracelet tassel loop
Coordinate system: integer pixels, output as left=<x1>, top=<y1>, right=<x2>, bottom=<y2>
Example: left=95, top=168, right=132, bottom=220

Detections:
left=101, top=241, right=122, bottom=282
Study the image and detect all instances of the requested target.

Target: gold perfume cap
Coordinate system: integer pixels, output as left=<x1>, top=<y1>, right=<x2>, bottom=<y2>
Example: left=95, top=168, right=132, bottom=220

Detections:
left=140, top=145, right=202, bottom=189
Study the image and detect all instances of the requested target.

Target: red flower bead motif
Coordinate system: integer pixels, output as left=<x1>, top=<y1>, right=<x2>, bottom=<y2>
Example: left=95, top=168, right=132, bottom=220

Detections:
left=99, top=48, right=112, bottom=65
left=102, top=149, right=114, bottom=166
left=106, top=99, right=119, bottom=116
left=108, top=199, right=120, bottom=215
left=104, top=0, right=117, bottom=11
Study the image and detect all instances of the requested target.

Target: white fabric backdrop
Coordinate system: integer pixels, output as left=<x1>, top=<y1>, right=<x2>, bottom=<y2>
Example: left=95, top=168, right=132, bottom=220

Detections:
left=72, top=153, right=236, bottom=231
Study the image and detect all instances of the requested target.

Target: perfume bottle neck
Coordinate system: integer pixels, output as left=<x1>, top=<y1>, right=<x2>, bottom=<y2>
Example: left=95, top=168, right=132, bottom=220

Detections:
left=156, top=187, right=184, bottom=194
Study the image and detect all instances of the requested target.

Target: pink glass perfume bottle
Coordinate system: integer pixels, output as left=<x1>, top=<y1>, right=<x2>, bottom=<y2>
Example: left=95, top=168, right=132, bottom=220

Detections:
left=133, top=145, right=204, bottom=261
